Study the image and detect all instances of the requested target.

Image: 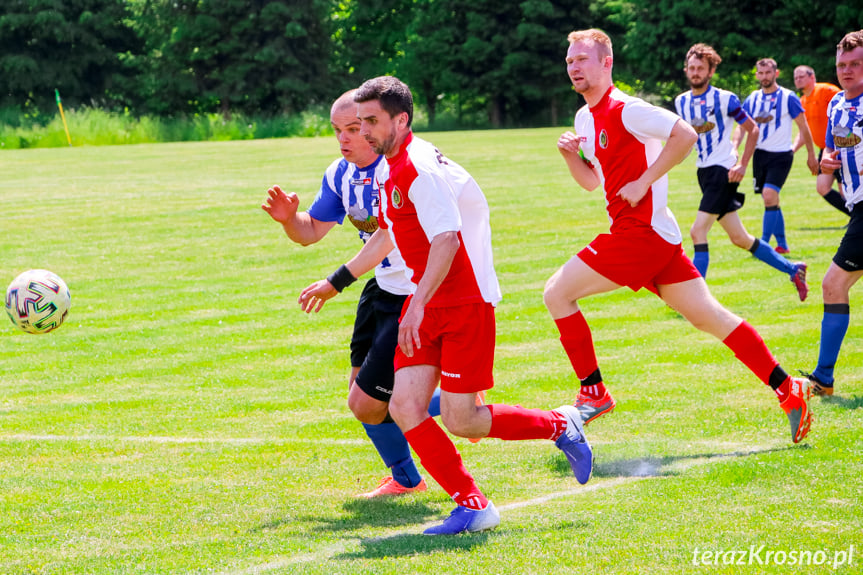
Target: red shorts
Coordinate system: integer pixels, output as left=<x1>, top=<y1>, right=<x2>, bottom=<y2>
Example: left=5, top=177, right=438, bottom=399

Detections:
left=394, top=299, right=495, bottom=393
left=578, top=228, right=700, bottom=295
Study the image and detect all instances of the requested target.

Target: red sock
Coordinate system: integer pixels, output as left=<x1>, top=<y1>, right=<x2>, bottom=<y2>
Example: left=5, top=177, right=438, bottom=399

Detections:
left=579, top=383, right=607, bottom=400
left=486, top=404, right=567, bottom=441
left=722, top=321, right=787, bottom=397
left=554, top=311, right=598, bottom=379
left=403, top=417, right=488, bottom=510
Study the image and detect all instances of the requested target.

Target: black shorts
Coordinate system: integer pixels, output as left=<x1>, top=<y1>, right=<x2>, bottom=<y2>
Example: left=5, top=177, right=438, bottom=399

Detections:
left=833, top=203, right=863, bottom=272
left=753, top=149, right=794, bottom=194
left=697, top=165, right=745, bottom=219
left=351, top=278, right=408, bottom=402
left=817, top=148, right=842, bottom=183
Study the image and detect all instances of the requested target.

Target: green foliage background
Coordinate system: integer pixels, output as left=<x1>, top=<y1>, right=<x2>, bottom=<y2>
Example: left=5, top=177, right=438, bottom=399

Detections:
left=2, top=0, right=862, bottom=134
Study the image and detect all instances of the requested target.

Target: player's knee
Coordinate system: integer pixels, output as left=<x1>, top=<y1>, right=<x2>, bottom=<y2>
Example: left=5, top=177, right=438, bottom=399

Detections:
left=348, top=387, right=388, bottom=424
left=729, top=232, right=751, bottom=249
left=440, top=409, right=473, bottom=437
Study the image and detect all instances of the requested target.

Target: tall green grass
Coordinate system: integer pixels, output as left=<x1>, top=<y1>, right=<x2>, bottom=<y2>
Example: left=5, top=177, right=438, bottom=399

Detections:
left=0, top=107, right=333, bottom=149
left=0, top=131, right=860, bottom=574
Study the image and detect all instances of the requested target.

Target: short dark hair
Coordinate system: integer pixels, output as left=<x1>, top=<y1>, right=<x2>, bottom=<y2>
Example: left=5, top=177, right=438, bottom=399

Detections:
left=756, top=58, right=778, bottom=71
left=838, top=30, right=863, bottom=53
left=354, top=76, right=413, bottom=127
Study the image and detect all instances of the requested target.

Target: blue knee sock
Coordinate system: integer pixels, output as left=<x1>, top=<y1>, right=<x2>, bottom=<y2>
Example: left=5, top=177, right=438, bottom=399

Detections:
left=362, top=422, right=423, bottom=488
left=812, top=304, right=851, bottom=385
left=762, top=206, right=779, bottom=243
left=749, top=238, right=795, bottom=275
left=773, top=207, right=787, bottom=250
left=359, top=388, right=440, bottom=488
left=428, top=387, right=441, bottom=418
left=693, top=243, right=709, bottom=277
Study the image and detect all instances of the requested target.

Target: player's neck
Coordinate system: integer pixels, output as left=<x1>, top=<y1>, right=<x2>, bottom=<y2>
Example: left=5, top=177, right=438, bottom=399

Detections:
left=761, top=84, right=779, bottom=94
left=845, top=85, right=863, bottom=100
left=691, top=84, right=710, bottom=97
left=584, top=81, right=613, bottom=108
left=385, top=129, right=411, bottom=159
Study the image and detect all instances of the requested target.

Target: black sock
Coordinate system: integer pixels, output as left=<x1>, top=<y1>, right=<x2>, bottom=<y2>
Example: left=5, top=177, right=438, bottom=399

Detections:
left=824, top=190, right=851, bottom=216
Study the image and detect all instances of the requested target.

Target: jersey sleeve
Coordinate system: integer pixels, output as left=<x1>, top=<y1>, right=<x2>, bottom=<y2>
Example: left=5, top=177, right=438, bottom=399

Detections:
left=621, top=98, right=679, bottom=142
left=727, top=93, right=749, bottom=124
left=409, top=170, right=461, bottom=242
left=824, top=95, right=840, bottom=150
left=787, top=92, right=805, bottom=119
left=307, top=158, right=347, bottom=224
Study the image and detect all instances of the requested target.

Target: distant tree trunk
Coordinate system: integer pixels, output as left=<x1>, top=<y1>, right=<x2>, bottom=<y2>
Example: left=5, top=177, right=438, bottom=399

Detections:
left=489, top=96, right=503, bottom=128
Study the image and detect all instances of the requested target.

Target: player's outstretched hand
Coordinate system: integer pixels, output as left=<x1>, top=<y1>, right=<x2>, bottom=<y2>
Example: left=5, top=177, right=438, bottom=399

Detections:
left=262, top=185, right=300, bottom=224
left=298, top=280, right=338, bottom=313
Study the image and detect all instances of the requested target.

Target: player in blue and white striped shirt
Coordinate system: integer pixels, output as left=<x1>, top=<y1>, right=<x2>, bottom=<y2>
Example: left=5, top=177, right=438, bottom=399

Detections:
left=262, top=90, right=440, bottom=499
left=736, top=58, right=819, bottom=254
left=804, top=30, right=863, bottom=396
left=675, top=44, right=808, bottom=300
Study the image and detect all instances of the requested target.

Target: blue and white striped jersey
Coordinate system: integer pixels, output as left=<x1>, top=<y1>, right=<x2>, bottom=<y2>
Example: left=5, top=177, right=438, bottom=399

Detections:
left=742, top=86, right=805, bottom=152
left=307, top=155, right=413, bottom=295
left=675, top=86, right=749, bottom=169
left=826, top=91, right=863, bottom=210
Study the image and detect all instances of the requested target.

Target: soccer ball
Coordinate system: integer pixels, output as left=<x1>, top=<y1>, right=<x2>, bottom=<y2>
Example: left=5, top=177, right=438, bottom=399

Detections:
left=5, top=269, right=71, bottom=334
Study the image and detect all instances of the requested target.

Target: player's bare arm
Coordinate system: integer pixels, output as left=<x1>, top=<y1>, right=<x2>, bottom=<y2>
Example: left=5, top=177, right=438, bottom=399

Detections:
left=558, top=131, right=601, bottom=191
left=793, top=115, right=819, bottom=175
left=262, top=184, right=336, bottom=246
left=297, top=228, right=394, bottom=313
left=399, top=230, right=459, bottom=358
left=617, top=119, right=697, bottom=207
left=729, top=116, right=759, bottom=183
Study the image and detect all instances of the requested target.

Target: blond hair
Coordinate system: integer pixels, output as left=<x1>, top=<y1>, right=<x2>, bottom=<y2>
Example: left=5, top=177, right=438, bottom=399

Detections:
left=567, top=29, right=613, bottom=60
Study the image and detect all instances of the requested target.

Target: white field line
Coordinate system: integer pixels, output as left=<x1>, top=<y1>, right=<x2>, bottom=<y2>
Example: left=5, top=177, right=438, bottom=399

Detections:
left=222, top=446, right=780, bottom=575
left=0, top=433, right=366, bottom=446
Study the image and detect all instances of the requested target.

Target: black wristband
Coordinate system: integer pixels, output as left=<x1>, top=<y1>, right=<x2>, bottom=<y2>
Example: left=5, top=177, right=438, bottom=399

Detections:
left=327, top=264, right=357, bottom=293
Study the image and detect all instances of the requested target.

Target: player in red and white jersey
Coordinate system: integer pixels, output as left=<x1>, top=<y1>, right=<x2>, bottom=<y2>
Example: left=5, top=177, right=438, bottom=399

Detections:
left=310, top=76, right=594, bottom=535
left=547, top=29, right=813, bottom=444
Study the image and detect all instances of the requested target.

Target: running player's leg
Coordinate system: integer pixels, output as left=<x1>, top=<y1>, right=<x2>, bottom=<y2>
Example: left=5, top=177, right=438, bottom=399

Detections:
left=544, top=254, right=620, bottom=424
left=718, top=212, right=808, bottom=301
left=349, top=281, right=434, bottom=496
left=691, top=210, right=718, bottom=277
left=808, top=259, right=863, bottom=394
left=658, top=276, right=812, bottom=442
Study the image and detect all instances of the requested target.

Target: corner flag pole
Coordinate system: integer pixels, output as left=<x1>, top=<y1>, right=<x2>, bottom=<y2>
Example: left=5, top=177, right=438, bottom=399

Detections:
left=55, top=89, right=72, bottom=146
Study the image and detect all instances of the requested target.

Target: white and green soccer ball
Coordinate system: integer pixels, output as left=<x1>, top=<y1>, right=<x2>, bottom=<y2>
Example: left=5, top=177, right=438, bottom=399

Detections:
left=5, top=269, right=71, bottom=334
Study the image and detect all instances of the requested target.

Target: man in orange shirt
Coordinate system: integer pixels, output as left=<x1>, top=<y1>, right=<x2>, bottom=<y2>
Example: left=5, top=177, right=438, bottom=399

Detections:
left=793, top=65, right=847, bottom=215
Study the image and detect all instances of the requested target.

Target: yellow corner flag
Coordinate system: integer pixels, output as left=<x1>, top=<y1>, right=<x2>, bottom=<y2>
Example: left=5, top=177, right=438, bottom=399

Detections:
left=55, top=89, right=72, bottom=146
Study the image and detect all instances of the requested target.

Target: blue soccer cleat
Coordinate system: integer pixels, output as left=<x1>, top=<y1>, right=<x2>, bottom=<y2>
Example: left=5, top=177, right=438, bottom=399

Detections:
left=554, top=405, right=594, bottom=484
left=423, top=502, right=500, bottom=535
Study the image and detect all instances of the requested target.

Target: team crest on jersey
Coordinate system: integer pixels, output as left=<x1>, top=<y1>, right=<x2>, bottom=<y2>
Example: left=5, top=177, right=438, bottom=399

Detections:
left=833, top=133, right=862, bottom=148
left=690, top=117, right=716, bottom=134
left=599, top=129, right=609, bottom=149
left=391, top=186, right=404, bottom=208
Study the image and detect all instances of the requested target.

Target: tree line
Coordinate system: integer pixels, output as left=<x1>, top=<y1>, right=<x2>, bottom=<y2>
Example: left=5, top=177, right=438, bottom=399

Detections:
left=1, top=0, right=860, bottom=129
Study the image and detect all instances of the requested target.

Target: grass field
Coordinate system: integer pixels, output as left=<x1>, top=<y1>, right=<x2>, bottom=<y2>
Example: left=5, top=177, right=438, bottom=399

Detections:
left=1, top=128, right=860, bottom=574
